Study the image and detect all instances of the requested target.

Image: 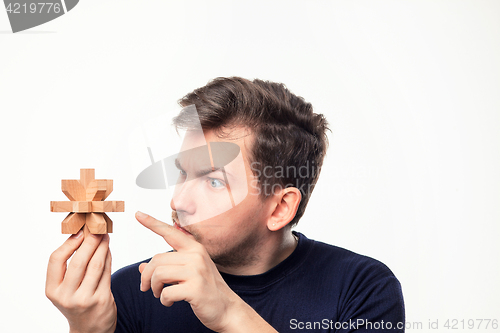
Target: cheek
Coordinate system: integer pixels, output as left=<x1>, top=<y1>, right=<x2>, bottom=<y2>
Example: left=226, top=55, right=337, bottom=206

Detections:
left=192, top=199, right=266, bottom=253
left=192, top=182, right=235, bottom=223
left=230, top=199, right=266, bottom=231
left=191, top=182, right=267, bottom=236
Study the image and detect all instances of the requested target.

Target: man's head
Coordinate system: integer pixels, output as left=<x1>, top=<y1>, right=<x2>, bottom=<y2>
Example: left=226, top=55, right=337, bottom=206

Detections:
left=174, top=77, right=329, bottom=225
left=170, top=77, right=329, bottom=268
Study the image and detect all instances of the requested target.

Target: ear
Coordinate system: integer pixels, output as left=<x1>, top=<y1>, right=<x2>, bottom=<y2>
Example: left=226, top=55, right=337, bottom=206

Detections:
left=267, top=187, right=302, bottom=231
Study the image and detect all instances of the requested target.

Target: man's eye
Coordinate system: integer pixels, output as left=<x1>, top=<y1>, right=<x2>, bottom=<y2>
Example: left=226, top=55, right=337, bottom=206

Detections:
left=179, top=170, right=187, bottom=176
left=208, top=178, right=224, bottom=188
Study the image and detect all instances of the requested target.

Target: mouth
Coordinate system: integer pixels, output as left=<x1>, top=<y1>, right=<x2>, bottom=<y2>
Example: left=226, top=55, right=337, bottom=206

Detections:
left=172, top=211, right=192, bottom=235
left=174, top=221, right=192, bottom=235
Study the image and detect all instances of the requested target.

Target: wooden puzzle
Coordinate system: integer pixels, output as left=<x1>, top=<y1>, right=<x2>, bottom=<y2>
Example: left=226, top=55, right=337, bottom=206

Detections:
left=51, top=169, right=124, bottom=236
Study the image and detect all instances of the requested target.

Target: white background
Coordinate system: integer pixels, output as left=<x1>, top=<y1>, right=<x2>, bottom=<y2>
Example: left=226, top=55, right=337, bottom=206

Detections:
left=1, top=1, right=499, bottom=332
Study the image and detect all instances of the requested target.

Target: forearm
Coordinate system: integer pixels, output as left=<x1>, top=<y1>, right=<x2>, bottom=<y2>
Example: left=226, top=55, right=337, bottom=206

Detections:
left=221, top=300, right=278, bottom=333
left=70, top=327, right=115, bottom=333
left=69, top=319, right=116, bottom=333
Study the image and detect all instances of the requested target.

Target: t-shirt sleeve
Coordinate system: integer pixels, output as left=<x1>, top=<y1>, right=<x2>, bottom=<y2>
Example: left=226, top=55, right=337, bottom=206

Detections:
left=336, top=257, right=405, bottom=333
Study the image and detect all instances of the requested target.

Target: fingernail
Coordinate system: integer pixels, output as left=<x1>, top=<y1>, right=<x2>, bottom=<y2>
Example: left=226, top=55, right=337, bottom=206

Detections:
left=140, top=282, right=143, bottom=291
left=71, top=230, right=83, bottom=239
left=136, top=211, right=147, bottom=219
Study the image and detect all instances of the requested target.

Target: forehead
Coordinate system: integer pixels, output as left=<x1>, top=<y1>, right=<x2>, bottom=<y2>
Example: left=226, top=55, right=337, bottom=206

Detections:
left=180, top=127, right=253, bottom=161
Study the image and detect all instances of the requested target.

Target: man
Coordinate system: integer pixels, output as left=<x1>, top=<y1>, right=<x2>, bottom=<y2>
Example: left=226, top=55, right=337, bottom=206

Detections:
left=46, top=77, right=405, bottom=332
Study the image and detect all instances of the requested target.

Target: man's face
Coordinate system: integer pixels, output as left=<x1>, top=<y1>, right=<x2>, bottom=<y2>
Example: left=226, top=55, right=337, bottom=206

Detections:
left=170, top=127, right=270, bottom=268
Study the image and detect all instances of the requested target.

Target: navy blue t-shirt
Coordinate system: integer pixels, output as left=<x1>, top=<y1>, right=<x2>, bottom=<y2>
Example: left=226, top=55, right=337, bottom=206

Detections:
left=111, top=232, right=405, bottom=332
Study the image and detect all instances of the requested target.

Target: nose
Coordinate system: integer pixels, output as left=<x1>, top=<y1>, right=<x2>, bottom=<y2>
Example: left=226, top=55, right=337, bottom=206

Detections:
left=170, top=178, right=196, bottom=215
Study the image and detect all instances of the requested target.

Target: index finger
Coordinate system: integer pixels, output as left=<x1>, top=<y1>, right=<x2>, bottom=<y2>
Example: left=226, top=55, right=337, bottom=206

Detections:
left=46, top=230, right=84, bottom=291
left=135, top=211, right=197, bottom=251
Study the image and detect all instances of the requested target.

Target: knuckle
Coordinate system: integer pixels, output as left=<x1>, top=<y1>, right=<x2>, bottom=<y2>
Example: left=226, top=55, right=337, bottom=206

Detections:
left=192, top=242, right=205, bottom=253
left=160, top=289, right=171, bottom=306
left=96, top=293, right=111, bottom=307
left=48, top=251, right=63, bottom=265
left=52, top=292, right=100, bottom=312
left=151, top=253, right=165, bottom=263
left=192, top=276, right=204, bottom=289
left=75, top=295, right=96, bottom=309
left=193, top=265, right=205, bottom=277
left=68, top=258, right=85, bottom=270
left=88, top=260, right=105, bottom=272
left=191, top=251, right=205, bottom=265
left=151, top=267, right=163, bottom=282
left=58, top=296, right=75, bottom=309
left=45, top=288, right=56, bottom=301
left=190, top=254, right=208, bottom=273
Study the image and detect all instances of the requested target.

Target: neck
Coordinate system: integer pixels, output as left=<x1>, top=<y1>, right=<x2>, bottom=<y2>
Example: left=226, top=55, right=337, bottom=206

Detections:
left=216, top=229, right=298, bottom=275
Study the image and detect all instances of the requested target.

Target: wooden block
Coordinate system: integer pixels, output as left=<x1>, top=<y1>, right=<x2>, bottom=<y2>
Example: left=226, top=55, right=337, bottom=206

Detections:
left=61, top=180, right=86, bottom=201
left=103, top=213, right=113, bottom=233
left=90, top=201, right=109, bottom=212
left=94, top=179, right=110, bottom=201
left=86, top=179, right=112, bottom=201
left=53, top=169, right=123, bottom=235
left=51, top=201, right=73, bottom=212
left=103, top=179, right=113, bottom=200
left=83, top=223, right=91, bottom=238
left=80, top=169, right=95, bottom=188
left=61, top=213, right=86, bottom=234
left=114, top=200, right=124, bottom=212
left=85, top=213, right=107, bottom=234
left=83, top=213, right=113, bottom=235
left=51, top=201, right=93, bottom=212
left=73, top=201, right=92, bottom=212
left=91, top=201, right=125, bottom=212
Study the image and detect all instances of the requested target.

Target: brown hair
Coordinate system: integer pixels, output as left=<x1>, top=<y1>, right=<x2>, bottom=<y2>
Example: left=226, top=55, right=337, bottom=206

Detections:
left=174, top=77, right=329, bottom=226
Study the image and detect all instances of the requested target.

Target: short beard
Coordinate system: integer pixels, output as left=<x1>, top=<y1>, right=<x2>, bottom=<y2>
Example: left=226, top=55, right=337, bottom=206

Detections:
left=172, top=211, right=262, bottom=269
left=210, top=232, right=262, bottom=268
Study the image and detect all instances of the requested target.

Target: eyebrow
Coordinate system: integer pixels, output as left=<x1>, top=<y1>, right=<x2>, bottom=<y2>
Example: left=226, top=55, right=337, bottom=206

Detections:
left=175, top=158, right=233, bottom=178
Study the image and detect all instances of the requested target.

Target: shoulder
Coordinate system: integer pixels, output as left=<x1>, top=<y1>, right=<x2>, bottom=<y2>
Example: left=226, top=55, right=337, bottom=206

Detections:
left=336, top=249, right=403, bottom=303
left=306, top=235, right=397, bottom=276
left=299, top=234, right=404, bottom=318
left=310, top=238, right=405, bottom=327
left=302, top=234, right=396, bottom=277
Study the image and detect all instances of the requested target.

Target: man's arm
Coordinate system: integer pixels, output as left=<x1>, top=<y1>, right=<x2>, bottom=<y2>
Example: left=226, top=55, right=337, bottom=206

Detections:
left=136, top=212, right=278, bottom=333
left=220, top=300, right=279, bottom=333
left=45, top=231, right=117, bottom=333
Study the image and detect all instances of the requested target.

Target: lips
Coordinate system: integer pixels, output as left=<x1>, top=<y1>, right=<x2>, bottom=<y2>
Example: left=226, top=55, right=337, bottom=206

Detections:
left=172, top=210, right=192, bottom=235
left=173, top=220, right=192, bottom=235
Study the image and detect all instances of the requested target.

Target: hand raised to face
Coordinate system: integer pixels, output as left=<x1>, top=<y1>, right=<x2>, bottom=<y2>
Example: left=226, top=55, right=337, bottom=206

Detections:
left=135, top=211, right=243, bottom=332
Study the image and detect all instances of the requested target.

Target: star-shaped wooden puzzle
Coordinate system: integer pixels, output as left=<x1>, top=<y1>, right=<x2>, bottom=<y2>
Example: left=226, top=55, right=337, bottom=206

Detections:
left=51, top=169, right=124, bottom=236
